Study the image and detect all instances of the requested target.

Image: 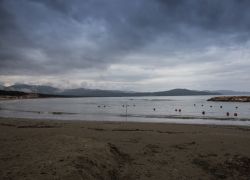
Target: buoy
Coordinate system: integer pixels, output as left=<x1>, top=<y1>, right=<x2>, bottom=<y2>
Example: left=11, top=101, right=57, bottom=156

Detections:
left=226, top=112, right=230, bottom=116
left=175, top=109, right=178, bottom=112
left=234, top=113, right=238, bottom=117
left=202, top=111, right=205, bottom=115
left=235, top=106, right=238, bottom=109
left=179, top=109, right=181, bottom=112
left=153, top=108, right=156, bottom=111
left=201, top=104, right=204, bottom=107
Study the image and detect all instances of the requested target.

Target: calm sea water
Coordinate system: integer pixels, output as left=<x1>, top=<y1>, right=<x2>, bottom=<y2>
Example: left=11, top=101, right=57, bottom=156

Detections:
left=0, top=96, right=250, bottom=126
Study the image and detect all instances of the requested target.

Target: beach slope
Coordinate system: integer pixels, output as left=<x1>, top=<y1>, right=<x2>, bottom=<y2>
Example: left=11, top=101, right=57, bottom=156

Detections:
left=0, top=117, right=250, bottom=180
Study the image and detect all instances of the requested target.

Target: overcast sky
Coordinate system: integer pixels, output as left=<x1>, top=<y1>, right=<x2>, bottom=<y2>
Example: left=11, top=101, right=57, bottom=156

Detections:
left=1, top=0, right=250, bottom=91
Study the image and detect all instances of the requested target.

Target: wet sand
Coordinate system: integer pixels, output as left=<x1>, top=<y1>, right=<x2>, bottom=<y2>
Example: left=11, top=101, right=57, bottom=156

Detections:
left=0, top=117, right=250, bottom=180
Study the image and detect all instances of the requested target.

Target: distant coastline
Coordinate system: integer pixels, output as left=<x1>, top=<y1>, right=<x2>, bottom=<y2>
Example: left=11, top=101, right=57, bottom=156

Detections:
left=0, top=88, right=219, bottom=100
left=0, top=90, right=71, bottom=100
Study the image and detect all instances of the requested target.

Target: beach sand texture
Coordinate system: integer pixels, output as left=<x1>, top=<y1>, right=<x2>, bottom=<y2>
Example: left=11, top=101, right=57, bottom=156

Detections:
left=0, top=117, right=250, bottom=180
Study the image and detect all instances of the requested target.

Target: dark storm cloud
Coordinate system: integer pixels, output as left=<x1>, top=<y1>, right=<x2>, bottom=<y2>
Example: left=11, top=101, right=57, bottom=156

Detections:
left=1, top=0, right=250, bottom=75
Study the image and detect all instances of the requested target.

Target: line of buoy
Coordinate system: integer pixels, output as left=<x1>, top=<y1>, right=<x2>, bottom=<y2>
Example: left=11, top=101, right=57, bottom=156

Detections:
left=100, top=103, right=240, bottom=118
left=198, top=111, right=239, bottom=117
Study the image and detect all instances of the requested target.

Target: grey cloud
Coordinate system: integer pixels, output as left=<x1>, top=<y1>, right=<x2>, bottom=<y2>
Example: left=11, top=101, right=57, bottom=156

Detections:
left=0, top=0, right=250, bottom=90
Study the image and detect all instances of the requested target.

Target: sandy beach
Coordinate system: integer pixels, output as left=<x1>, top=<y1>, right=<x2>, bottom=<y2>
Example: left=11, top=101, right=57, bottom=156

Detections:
left=0, top=117, right=250, bottom=180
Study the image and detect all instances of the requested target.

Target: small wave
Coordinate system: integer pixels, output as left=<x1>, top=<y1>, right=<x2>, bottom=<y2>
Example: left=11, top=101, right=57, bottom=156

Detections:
left=50, top=111, right=77, bottom=115
left=0, top=108, right=78, bottom=115
left=0, top=107, right=44, bottom=114
left=120, top=114, right=250, bottom=121
left=130, top=99, right=174, bottom=102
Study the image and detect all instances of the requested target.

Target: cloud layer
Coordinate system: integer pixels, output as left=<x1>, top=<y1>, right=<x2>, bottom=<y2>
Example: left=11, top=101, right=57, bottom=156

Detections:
left=1, top=0, right=250, bottom=91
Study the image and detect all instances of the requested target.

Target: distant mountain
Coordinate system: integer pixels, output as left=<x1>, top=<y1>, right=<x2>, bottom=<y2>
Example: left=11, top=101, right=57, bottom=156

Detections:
left=0, top=90, right=70, bottom=99
left=2, top=84, right=220, bottom=97
left=0, top=84, right=4, bottom=90
left=4, top=84, right=250, bottom=97
left=152, top=89, right=217, bottom=96
left=212, top=90, right=250, bottom=95
left=0, top=90, right=34, bottom=97
left=59, top=88, right=220, bottom=97
left=5, top=84, right=61, bottom=95
left=60, top=88, right=135, bottom=97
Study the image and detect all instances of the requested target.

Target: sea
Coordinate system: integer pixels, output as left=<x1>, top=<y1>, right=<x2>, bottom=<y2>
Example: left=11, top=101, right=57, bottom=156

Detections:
left=0, top=96, right=250, bottom=126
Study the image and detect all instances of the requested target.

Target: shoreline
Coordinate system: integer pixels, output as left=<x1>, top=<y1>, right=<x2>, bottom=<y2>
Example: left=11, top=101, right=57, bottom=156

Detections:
left=1, top=117, right=250, bottom=179
left=1, top=117, right=250, bottom=135
left=1, top=115, right=250, bottom=127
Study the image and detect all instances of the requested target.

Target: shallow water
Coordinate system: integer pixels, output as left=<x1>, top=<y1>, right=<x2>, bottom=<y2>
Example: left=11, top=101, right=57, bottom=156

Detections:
left=0, top=96, right=250, bottom=126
